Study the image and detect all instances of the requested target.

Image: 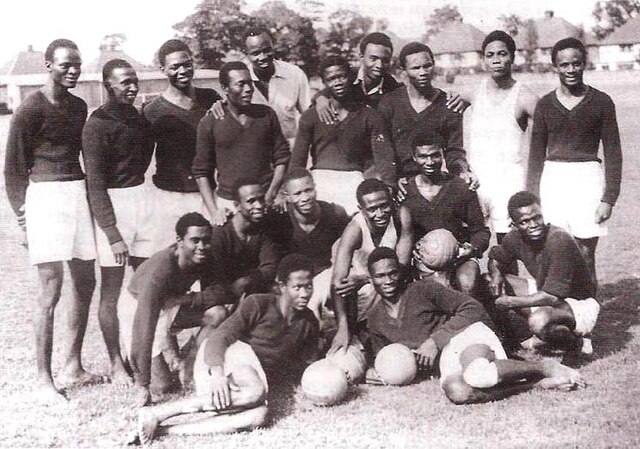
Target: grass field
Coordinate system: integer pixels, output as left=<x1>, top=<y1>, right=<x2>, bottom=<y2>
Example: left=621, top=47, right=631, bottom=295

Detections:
left=0, top=71, right=639, bottom=448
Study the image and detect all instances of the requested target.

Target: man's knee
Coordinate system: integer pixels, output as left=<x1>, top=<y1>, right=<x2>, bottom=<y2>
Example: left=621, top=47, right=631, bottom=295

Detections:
left=528, top=309, right=552, bottom=337
left=37, top=262, right=64, bottom=307
left=230, top=365, right=267, bottom=406
left=456, top=263, right=479, bottom=294
left=462, top=358, right=499, bottom=389
left=442, top=375, right=477, bottom=405
left=203, top=305, right=229, bottom=328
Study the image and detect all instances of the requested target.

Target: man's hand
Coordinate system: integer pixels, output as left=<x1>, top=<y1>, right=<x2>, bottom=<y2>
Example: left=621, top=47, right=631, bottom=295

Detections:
left=209, top=371, right=231, bottom=410
left=457, top=242, right=475, bottom=261
left=16, top=207, right=27, bottom=248
left=446, top=92, right=471, bottom=113
left=396, top=177, right=408, bottom=203
left=231, top=277, right=251, bottom=298
left=328, top=325, right=349, bottom=355
left=208, top=99, right=226, bottom=120
left=208, top=207, right=228, bottom=227
left=414, top=338, right=438, bottom=370
left=495, top=295, right=513, bottom=310
left=111, top=241, right=129, bottom=266
left=334, top=276, right=366, bottom=298
left=316, top=95, right=338, bottom=125
left=270, top=190, right=287, bottom=213
left=594, top=202, right=613, bottom=224
left=459, top=171, right=480, bottom=191
left=487, top=275, right=504, bottom=299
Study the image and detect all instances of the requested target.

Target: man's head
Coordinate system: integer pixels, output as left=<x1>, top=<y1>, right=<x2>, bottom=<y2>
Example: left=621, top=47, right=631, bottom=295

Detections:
left=412, top=132, right=445, bottom=178
left=277, top=254, right=315, bottom=311
left=367, top=247, right=401, bottom=301
left=158, top=39, right=194, bottom=90
left=319, top=56, right=351, bottom=99
left=244, top=27, right=275, bottom=74
left=356, top=179, right=393, bottom=231
left=359, top=32, right=393, bottom=85
left=551, top=38, right=587, bottom=89
left=507, top=191, right=547, bottom=242
left=220, top=61, right=254, bottom=108
left=399, top=42, right=435, bottom=92
left=481, top=31, right=516, bottom=79
left=102, top=59, right=139, bottom=105
left=234, top=179, right=266, bottom=224
left=282, top=168, right=317, bottom=216
left=175, top=212, right=212, bottom=265
left=44, top=39, right=82, bottom=89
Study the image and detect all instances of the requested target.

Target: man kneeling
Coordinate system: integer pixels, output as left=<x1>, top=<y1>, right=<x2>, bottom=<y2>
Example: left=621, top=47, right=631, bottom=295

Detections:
left=365, top=247, right=585, bottom=405
left=135, top=254, right=320, bottom=443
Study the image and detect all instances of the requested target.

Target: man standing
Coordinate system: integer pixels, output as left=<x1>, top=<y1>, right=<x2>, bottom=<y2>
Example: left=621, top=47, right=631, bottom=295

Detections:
left=291, top=56, right=396, bottom=214
left=468, top=31, right=538, bottom=243
left=4, top=39, right=99, bottom=402
left=527, top=37, right=623, bottom=287
left=487, top=191, right=600, bottom=355
left=143, top=39, right=223, bottom=240
left=378, top=42, right=478, bottom=190
left=193, top=61, right=290, bottom=223
left=366, top=248, right=585, bottom=405
left=83, top=59, right=155, bottom=385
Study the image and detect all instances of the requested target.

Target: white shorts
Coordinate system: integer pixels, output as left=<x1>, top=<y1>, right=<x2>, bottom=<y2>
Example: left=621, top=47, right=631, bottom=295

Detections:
left=25, top=180, right=96, bottom=265
left=95, top=184, right=154, bottom=267
left=540, top=161, right=607, bottom=239
left=194, top=340, right=269, bottom=396
left=474, top=163, right=525, bottom=234
left=439, top=322, right=507, bottom=385
left=214, top=190, right=237, bottom=215
left=152, top=186, right=208, bottom=251
left=312, top=169, right=364, bottom=216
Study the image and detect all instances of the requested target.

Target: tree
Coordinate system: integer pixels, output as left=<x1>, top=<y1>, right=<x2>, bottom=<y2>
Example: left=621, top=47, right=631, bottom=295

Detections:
left=321, top=9, right=373, bottom=60
left=522, top=19, right=538, bottom=68
left=498, top=14, right=524, bottom=36
left=592, top=0, right=640, bottom=39
left=424, top=4, right=462, bottom=41
left=295, top=0, right=325, bottom=21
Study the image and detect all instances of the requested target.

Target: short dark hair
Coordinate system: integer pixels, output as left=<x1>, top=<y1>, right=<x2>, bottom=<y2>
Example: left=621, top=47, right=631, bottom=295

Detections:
left=233, top=177, right=263, bottom=201
left=318, top=55, right=351, bottom=79
left=45, top=39, right=79, bottom=62
left=551, top=37, right=587, bottom=65
left=507, top=191, right=540, bottom=220
left=482, top=30, right=516, bottom=61
left=283, top=167, right=313, bottom=186
left=102, top=59, right=133, bottom=83
left=367, top=247, right=397, bottom=274
left=411, top=131, right=445, bottom=153
left=277, top=254, right=315, bottom=283
left=243, top=27, right=272, bottom=44
left=158, top=39, right=191, bottom=66
left=220, top=61, right=249, bottom=88
left=356, top=178, right=390, bottom=206
left=359, top=32, right=393, bottom=55
left=398, top=42, right=434, bottom=68
left=175, top=212, right=211, bottom=238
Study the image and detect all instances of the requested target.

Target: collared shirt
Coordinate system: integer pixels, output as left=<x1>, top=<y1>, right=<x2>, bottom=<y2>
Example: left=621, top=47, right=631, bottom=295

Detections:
left=354, top=66, right=384, bottom=96
left=247, top=59, right=311, bottom=141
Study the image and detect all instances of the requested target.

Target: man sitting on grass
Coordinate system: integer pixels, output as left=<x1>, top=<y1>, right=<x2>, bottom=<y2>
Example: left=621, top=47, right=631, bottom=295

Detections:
left=365, top=247, right=585, bottom=405
left=133, top=254, right=319, bottom=444
left=487, top=191, right=600, bottom=354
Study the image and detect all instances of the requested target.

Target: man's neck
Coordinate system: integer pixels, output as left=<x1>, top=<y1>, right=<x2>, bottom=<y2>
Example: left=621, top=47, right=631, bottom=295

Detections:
left=226, top=100, right=247, bottom=118
left=293, top=202, right=321, bottom=226
left=407, top=82, right=438, bottom=102
left=164, top=83, right=195, bottom=102
left=232, top=213, right=255, bottom=237
left=382, top=295, right=403, bottom=318
left=363, top=71, right=382, bottom=92
left=488, top=73, right=516, bottom=91
left=559, top=82, right=588, bottom=98
left=277, top=294, right=296, bottom=324
left=254, top=65, right=275, bottom=83
left=418, top=171, right=444, bottom=186
left=42, top=80, right=69, bottom=103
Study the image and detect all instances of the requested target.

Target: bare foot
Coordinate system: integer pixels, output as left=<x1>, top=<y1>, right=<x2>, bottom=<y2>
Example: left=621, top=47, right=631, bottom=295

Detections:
left=110, top=367, right=134, bottom=387
left=58, top=369, right=106, bottom=388
left=537, top=359, right=586, bottom=390
left=33, top=382, right=69, bottom=405
left=138, top=410, right=160, bottom=445
left=133, top=385, right=152, bottom=407
left=520, top=335, right=545, bottom=350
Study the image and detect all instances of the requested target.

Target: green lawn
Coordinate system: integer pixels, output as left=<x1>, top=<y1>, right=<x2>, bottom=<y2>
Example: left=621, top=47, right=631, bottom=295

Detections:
left=0, top=71, right=638, bottom=448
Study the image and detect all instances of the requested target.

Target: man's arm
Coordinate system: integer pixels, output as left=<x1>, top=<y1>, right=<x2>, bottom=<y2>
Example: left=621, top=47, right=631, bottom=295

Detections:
left=369, top=109, right=398, bottom=187
left=395, top=205, right=413, bottom=268
left=599, top=95, right=623, bottom=210
left=527, top=101, right=547, bottom=196
left=4, top=107, right=38, bottom=216
left=295, top=66, right=312, bottom=113
left=267, top=111, right=291, bottom=205
left=193, top=116, right=226, bottom=226
left=463, top=189, right=491, bottom=256
left=442, top=107, right=469, bottom=176
left=289, top=113, right=313, bottom=169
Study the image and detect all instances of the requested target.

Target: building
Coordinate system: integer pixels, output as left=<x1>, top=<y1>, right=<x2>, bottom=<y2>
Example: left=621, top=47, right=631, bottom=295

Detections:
left=594, top=14, right=640, bottom=70
left=427, top=19, right=486, bottom=72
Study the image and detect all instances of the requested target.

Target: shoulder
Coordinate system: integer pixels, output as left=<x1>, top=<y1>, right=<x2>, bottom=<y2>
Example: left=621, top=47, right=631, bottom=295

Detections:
left=299, top=107, right=318, bottom=124
left=13, top=92, right=47, bottom=121
left=545, top=225, right=579, bottom=250
left=537, top=91, right=556, bottom=108
left=243, top=293, right=277, bottom=314
left=83, top=108, right=109, bottom=133
left=249, top=103, right=277, bottom=119
left=195, top=88, right=222, bottom=108
left=383, top=73, right=404, bottom=91
left=198, top=112, right=218, bottom=128
left=68, top=93, right=87, bottom=109
left=135, top=247, right=178, bottom=286
left=517, top=84, right=539, bottom=108
left=445, top=174, right=469, bottom=193
left=276, top=60, right=307, bottom=78
left=404, top=279, right=444, bottom=300
left=588, top=87, right=615, bottom=108
left=141, top=96, right=165, bottom=119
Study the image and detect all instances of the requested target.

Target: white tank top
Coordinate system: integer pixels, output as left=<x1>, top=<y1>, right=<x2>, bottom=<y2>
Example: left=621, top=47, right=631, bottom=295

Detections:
left=350, top=212, right=398, bottom=276
left=468, top=79, right=525, bottom=171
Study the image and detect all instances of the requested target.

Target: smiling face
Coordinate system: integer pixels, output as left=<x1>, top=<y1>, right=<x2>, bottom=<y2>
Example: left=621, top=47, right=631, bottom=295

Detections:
left=511, top=203, right=547, bottom=242
left=236, top=184, right=266, bottom=224
left=404, top=51, right=435, bottom=92
left=46, top=47, right=82, bottom=89
left=161, top=50, right=194, bottom=90
left=177, top=225, right=212, bottom=265
left=413, top=144, right=443, bottom=178
left=284, top=175, right=317, bottom=216
left=369, top=257, right=401, bottom=301
left=482, top=40, right=513, bottom=80
left=106, top=67, right=139, bottom=105
left=361, top=43, right=392, bottom=84
left=245, top=33, right=275, bottom=73
left=554, top=47, right=586, bottom=89
left=224, top=69, right=254, bottom=108
left=280, top=269, right=314, bottom=311
left=359, top=190, right=393, bottom=231
left=322, top=64, right=350, bottom=99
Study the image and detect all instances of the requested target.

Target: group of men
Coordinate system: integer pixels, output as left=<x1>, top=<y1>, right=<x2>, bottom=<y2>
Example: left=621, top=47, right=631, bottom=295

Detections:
left=4, top=25, right=621, bottom=443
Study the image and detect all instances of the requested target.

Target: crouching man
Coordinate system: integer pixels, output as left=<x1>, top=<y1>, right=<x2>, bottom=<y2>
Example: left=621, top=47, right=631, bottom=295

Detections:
left=134, top=254, right=319, bottom=444
left=365, top=247, right=585, bottom=405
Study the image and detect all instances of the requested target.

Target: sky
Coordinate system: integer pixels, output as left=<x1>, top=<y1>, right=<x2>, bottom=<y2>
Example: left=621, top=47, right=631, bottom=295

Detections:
left=1, top=0, right=599, bottom=67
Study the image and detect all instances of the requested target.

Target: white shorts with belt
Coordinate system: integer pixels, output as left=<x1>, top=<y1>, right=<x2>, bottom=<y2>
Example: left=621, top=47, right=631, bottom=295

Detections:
left=540, top=161, right=607, bottom=239
left=194, top=340, right=269, bottom=396
left=95, top=183, right=154, bottom=266
left=25, top=180, right=96, bottom=265
left=151, top=186, right=208, bottom=251
left=312, top=169, right=364, bottom=216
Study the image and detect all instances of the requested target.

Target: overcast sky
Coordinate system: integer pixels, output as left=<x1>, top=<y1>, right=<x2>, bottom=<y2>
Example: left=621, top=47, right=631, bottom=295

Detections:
left=1, top=0, right=598, bottom=67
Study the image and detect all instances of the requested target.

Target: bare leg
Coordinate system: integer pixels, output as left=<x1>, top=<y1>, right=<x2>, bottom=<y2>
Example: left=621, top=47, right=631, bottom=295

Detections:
left=455, top=259, right=479, bottom=296
left=98, top=266, right=132, bottom=385
left=496, top=233, right=518, bottom=277
left=130, top=256, right=146, bottom=271
left=59, top=258, right=102, bottom=386
left=138, top=365, right=267, bottom=444
left=528, top=305, right=582, bottom=351
left=575, top=237, right=598, bottom=290
left=34, top=262, right=66, bottom=403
